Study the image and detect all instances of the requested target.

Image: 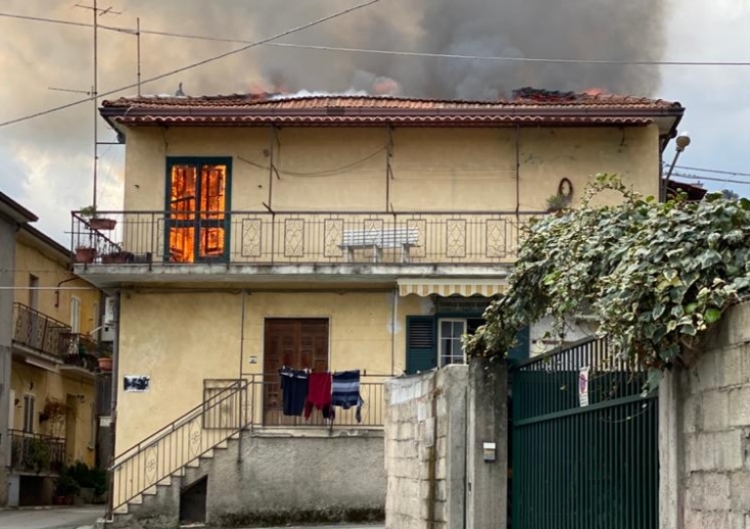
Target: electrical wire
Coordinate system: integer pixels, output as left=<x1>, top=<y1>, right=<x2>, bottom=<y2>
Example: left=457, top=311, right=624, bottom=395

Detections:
left=670, top=172, right=749, bottom=186
left=238, top=146, right=387, bottom=177
left=673, top=165, right=750, bottom=178
left=0, top=0, right=386, bottom=129
left=2, top=11, right=750, bottom=67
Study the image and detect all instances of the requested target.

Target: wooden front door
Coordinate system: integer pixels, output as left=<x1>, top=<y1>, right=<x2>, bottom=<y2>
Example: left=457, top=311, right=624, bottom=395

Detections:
left=263, top=318, right=329, bottom=425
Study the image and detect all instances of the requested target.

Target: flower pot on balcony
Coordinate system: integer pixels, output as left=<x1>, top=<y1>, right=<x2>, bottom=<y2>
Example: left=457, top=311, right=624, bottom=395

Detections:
left=75, top=247, right=96, bottom=264
left=89, top=218, right=117, bottom=231
left=98, top=357, right=112, bottom=371
left=101, top=251, right=129, bottom=264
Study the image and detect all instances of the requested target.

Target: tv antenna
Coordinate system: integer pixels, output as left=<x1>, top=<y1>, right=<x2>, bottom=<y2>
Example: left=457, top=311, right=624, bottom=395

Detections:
left=74, top=0, right=122, bottom=210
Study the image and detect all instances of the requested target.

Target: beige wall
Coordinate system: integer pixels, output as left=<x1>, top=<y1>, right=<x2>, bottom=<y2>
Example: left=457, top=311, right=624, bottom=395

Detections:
left=116, top=290, right=426, bottom=452
left=122, top=124, right=661, bottom=214
left=13, top=237, right=99, bottom=334
left=10, top=362, right=96, bottom=467
left=11, top=233, right=99, bottom=469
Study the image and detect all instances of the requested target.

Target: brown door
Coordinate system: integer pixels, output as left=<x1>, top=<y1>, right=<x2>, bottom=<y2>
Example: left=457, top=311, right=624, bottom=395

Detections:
left=263, top=319, right=329, bottom=425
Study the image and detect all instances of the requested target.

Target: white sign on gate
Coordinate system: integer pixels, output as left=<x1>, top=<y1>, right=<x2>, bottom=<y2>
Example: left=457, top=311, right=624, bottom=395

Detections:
left=579, top=366, right=590, bottom=407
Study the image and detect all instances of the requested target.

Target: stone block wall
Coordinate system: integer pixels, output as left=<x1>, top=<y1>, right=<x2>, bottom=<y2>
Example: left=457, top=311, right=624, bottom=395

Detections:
left=384, top=366, right=468, bottom=529
left=662, top=301, right=750, bottom=528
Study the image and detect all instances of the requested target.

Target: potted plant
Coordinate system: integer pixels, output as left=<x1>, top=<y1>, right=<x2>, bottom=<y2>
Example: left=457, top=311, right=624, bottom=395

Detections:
left=80, top=205, right=117, bottom=231
left=98, top=342, right=113, bottom=371
left=546, top=193, right=572, bottom=213
left=101, top=247, right=129, bottom=264
left=75, top=246, right=96, bottom=264
left=55, top=474, right=80, bottom=505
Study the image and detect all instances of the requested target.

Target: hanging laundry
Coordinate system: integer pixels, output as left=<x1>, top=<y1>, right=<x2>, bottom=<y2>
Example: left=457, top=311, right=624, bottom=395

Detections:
left=304, top=372, right=333, bottom=420
left=280, top=368, right=309, bottom=417
left=332, top=370, right=364, bottom=423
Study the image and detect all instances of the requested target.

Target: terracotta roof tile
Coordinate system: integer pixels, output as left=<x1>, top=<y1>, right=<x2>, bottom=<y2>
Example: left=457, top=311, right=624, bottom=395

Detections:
left=100, top=92, right=683, bottom=132
left=102, top=92, right=680, bottom=111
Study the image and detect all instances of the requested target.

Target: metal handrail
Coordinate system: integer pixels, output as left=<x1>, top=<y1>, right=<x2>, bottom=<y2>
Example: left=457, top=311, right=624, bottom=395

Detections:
left=109, top=379, right=250, bottom=514
left=112, top=380, right=245, bottom=464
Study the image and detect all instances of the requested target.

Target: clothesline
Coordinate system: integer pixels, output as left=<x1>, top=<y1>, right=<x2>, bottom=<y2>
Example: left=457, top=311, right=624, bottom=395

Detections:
left=279, top=367, right=365, bottom=423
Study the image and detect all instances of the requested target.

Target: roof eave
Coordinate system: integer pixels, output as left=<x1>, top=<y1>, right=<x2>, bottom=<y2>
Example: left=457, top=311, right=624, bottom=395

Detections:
left=0, top=191, right=38, bottom=224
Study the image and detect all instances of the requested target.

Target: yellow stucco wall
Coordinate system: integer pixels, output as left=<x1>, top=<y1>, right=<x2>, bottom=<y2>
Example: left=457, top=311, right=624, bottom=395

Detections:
left=10, top=362, right=96, bottom=467
left=116, top=290, right=428, bottom=452
left=13, top=234, right=100, bottom=334
left=10, top=230, right=99, bottom=469
left=122, top=124, right=661, bottom=214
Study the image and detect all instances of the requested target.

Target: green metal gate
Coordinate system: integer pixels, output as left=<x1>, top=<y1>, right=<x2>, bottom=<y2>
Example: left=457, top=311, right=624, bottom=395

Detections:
left=510, top=337, right=658, bottom=529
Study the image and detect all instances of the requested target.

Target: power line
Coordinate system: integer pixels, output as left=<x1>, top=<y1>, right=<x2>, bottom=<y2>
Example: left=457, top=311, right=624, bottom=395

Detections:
left=0, top=0, right=385, bottom=129
left=670, top=172, right=750, bottom=186
left=674, top=165, right=750, bottom=178
left=2, top=11, right=750, bottom=67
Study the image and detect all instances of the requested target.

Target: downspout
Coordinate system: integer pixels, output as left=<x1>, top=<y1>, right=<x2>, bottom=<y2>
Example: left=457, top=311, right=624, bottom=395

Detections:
left=237, top=289, right=246, bottom=461
left=391, top=288, right=397, bottom=375
left=105, top=290, right=121, bottom=521
left=514, top=125, right=521, bottom=216
left=55, top=276, right=80, bottom=308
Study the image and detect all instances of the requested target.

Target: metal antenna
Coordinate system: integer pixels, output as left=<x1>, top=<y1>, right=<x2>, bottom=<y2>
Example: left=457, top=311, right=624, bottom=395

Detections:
left=74, top=0, right=121, bottom=210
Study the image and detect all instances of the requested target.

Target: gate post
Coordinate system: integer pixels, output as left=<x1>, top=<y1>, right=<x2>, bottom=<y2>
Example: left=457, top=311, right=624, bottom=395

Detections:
left=659, top=369, right=684, bottom=529
left=466, top=358, right=508, bottom=529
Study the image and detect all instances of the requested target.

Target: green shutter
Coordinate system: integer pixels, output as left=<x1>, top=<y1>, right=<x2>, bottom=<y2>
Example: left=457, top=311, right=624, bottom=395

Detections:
left=406, top=316, right=436, bottom=374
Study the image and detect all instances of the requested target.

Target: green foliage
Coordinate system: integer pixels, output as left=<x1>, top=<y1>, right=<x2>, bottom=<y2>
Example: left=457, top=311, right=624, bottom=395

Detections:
left=55, top=473, right=80, bottom=496
left=27, top=438, right=52, bottom=473
left=466, top=174, right=750, bottom=379
left=67, top=461, right=107, bottom=497
left=78, top=205, right=97, bottom=217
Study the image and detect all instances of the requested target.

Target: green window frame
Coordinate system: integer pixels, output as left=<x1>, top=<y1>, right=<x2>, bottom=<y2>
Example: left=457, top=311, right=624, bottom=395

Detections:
left=164, top=157, right=232, bottom=263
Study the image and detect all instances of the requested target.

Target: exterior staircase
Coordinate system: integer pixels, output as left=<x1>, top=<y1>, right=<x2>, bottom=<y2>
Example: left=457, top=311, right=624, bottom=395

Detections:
left=108, top=380, right=250, bottom=520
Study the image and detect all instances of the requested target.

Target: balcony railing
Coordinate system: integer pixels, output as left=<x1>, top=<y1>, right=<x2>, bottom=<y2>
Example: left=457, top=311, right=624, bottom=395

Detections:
left=72, top=210, right=541, bottom=267
left=61, top=334, right=99, bottom=374
left=10, top=430, right=66, bottom=474
left=13, top=303, right=72, bottom=359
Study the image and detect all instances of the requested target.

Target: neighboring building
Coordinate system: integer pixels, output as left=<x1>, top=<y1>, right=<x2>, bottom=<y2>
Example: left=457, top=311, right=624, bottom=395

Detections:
left=0, top=192, right=37, bottom=507
left=75, top=90, right=684, bottom=524
left=0, top=192, right=104, bottom=507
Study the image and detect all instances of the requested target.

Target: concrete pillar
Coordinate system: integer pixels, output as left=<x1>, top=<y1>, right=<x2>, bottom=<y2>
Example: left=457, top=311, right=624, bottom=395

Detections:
left=659, top=369, right=684, bottom=529
left=466, top=358, right=508, bottom=529
left=0, top=219, right=17, bottom=505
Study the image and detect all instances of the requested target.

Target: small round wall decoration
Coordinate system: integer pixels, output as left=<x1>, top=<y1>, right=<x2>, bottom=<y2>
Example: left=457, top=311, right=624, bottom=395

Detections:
left=558, top=178, right=574, bottom=199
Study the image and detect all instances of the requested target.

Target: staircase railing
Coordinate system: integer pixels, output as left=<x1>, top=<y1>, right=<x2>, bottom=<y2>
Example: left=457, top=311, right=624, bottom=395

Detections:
left=108, top=380, right=249, bottom=516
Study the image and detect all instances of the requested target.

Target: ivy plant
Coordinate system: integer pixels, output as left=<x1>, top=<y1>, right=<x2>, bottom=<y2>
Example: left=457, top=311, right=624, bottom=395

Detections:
left=466, top=174, right=750, bottom=387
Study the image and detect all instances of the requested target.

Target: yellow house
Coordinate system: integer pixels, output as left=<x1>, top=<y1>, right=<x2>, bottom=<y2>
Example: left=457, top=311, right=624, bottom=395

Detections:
left=0, top=192, right=102, bottom=507
left=74, top=90, right=684, bottom=524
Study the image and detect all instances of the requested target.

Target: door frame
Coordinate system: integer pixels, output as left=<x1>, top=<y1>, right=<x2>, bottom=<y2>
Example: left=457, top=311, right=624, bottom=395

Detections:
left=164, top=156, right=233, bottom=263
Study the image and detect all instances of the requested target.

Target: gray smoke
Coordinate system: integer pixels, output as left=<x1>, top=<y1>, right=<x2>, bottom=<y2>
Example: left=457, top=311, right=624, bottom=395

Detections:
left=120, top=0, right=666, bottom=99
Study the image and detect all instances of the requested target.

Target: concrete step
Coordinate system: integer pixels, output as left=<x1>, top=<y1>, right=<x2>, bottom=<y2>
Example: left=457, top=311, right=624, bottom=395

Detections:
left=143, top=485, right=157, bottom=496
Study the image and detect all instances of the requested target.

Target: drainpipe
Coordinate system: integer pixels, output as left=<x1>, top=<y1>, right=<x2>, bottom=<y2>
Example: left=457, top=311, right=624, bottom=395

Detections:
left=391, top=288, right=397, bottom=375
left=55, top=276, right=79, bottom=308
left=105, top=290, right=120, bottom=521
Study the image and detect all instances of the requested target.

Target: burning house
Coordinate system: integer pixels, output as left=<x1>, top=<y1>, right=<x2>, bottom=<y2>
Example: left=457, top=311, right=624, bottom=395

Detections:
left=71, top=88, right=684, bottom=525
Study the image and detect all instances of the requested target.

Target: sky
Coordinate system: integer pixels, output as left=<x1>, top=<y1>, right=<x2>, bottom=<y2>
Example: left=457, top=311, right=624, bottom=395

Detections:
left=0, top=0, right=748, bottom=243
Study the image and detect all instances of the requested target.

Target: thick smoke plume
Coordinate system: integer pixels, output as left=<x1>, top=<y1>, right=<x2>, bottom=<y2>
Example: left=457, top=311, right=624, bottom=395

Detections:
left=0, top=0, right=667, bottom=238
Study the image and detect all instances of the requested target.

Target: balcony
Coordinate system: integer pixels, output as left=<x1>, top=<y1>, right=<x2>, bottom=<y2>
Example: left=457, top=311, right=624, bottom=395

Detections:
left=12, top=303, right=71, bottom=361
left=59, top=334, right=100, bottom=379
left=71, top=210, right=540, bottom=286
left=10, top=430, right=66, bottom=475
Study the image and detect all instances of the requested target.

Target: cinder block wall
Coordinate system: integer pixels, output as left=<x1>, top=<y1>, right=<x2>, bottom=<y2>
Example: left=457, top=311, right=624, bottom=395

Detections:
left=384, top=366, right=468, bottom=529
left=668, top=301, right=750, bottom=527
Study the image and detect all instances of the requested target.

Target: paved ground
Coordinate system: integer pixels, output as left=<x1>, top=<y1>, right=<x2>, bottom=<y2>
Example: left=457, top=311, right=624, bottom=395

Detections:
left=0, top=506, right=103, bottom=529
